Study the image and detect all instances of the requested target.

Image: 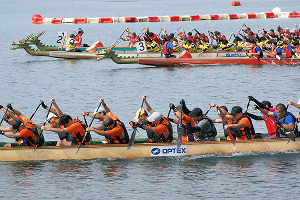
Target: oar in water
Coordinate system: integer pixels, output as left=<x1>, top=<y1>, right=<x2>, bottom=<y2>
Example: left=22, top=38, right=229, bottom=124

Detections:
left=35, top=102, right=53, bottom=152
left=128, top=98, right=145, bottom=149
left=30, top=100, right=43, bottom=120
left=75, top=102, right=102, bottom=155
left=177, top=101, right=184, bottom=149
left=256, top=109, right=295, bottom=142
left=217, top=107, right=235, bottom=147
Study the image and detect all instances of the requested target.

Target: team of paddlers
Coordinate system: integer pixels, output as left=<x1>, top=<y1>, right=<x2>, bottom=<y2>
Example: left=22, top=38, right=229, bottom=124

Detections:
left=115, top=24, right=300, bottom=59
left=0, top=96, right=299, bottom=148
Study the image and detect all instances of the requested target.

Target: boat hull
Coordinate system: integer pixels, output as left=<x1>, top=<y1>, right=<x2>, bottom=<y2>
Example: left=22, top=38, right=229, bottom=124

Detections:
left=0, top=139, right=299, bottom=161
left=138, top=57, right=300, bottom=66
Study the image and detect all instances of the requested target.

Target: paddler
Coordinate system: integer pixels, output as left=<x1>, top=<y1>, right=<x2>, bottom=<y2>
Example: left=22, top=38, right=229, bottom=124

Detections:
left=74, top=28, right=83, bottom=47
left=134, top=96, right=172, bottom=143
left=119, top=32, right=140, bottom=48
left=42, top=114, right=91, bottom=146
left=168, top=100, right=196, bottom=142
left=282, top=41, right=294, bottom=58
left=85, top=99, right=129, bottom=144
left=219, top=40, right=237, bottom=51
left=1, top=104, right=44, bottom=147
left=198, top=39, right=214, bottom=54
left=182, top=39, right=197, bottom=53
left=219, top=106, right=255, bottom=140
left=258, top=103, right=298, bottom=138
left=248, top=40, right=263, bottom=59
left=65, top=34, right=82, bottom=52
left=163, top=36, right=181, bottom=58
left=287, top=99, right=300, bottom=123
left=145, top=38, right=161, bottom=52
left=181, top=107, right=217, bottom=141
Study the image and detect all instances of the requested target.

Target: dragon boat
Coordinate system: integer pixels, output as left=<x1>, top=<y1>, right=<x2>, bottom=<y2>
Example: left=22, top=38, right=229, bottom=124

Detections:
left=137, top=56, right=300, bottom=66
left=0, top=137, right=299, bottom=161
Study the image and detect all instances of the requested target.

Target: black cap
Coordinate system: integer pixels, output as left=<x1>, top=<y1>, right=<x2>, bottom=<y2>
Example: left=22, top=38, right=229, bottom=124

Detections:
left=230, top=106, right=243, bottom=116
left=12, top=119, right=23, bottom=133
left=100, top=117, right=114, bottom=130
left=189, top=108, right=203, bottom=117
left=261, top=101, right=272, bottom=108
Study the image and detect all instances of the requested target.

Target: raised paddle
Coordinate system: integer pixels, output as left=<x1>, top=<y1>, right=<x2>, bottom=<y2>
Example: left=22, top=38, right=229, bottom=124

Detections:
left=204, top=106, right=212, bottom=116
left=217, top=107, right=235, bottom=147
left=75, top=102, right=102, bottom=155
left=30, top=100, right=43, bottom=120
left=0, top=106, right=9, bottom=126
left=174, top=25, right=182, bottom=35
left=177, top=101, right=184, bottom=149
left=256, top=109, right=295, bottom=142
left=127, top=98, right=145, bottom=149
left=34, top=102, right=53, bottom=152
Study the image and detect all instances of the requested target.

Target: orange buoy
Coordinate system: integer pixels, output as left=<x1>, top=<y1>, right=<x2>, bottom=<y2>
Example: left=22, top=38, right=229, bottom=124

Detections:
left=231, top=1, right=241, bottom=6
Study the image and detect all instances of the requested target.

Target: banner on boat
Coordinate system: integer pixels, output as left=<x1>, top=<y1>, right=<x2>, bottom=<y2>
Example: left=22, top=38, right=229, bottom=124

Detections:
left=151, top=145, right=187, bottom=157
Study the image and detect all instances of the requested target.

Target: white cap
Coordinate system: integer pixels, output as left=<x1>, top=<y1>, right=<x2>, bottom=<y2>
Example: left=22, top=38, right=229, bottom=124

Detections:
left=93, top=106, right=105, bottom=114
left=47, top=113, right=58, bottom=121
left=147, top=112, right=162, bottom=122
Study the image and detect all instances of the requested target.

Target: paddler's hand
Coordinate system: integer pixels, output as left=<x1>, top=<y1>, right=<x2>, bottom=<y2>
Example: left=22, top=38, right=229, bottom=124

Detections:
left=100, top=99, right=105, bottom=105
left=224, top=125, right=230, bottom=129
left=142, top=96, right=146, bottom=100
left=210, top=102, right=216, bottom=107
left=86, top=127, right=94, bottom=132
left=253, top=105, right=258, bottom=110
left=41, top=126, right=50, bottom=131
left=286, top=100, right=293, bottom=106
left=81, top=111, right=88, bottom=116
left=296, top=114, right=300, bottom=123
left=51, top=99, right=57, bottom=105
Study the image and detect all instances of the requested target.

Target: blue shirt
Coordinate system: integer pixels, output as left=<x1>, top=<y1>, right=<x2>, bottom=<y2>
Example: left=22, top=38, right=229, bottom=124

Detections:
left=273, top=111, right=295, bottom=138
left=165, top=42, right=174, bottom=58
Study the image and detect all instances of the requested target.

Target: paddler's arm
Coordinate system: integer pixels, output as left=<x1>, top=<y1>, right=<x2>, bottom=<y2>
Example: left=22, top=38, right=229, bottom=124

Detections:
left=136, top=119, right=155, bottom=132
left=7, top=104, right=26, bottom=121
left=2, top=132, right=22, bottom=139
left=142, top=96, right=155, bottom=114
left=51, top=99, right=64, bottom=117
left=287, top=100, right=300, bottom=110
left=0, top=127, right=12, bottom=132
left=224, top=123, right=245, bottom=130
left=282, top=123, right=294, bottom=131
left=100, top=99, right=112, bottom=115
left=258, top=108, right=274, bottom=117
left=0, top=106, right=17, bottom=121
left=86, top=127, right=109, bottom=136
left=41, top=126, right=68, bottom=133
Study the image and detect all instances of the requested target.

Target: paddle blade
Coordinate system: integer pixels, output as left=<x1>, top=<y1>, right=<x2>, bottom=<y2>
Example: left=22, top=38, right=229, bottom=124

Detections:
left=276, top=55, right=282, bottom=62
left=127, top=128, right=137, bottom=150
left=284, top=131, right=296, bottom=142
left=177, top=123, right=184, bottom=149
left=226, top=129, right=236, bottom=147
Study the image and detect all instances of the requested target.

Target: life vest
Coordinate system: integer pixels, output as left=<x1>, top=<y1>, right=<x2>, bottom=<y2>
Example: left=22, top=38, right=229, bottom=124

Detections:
left=285, top=45, right=293, bottom=58
left=129, top=36, right=140, bottom=45
left=161, top=116, right=173, bottom=142
left=147, top=41, right=161, bottom=52
left=199, top=43, right=214, bottom=52
left=163, top=41, right=173, bottom=55
left=252, top=45, right=263, bottom=58
left=172, top=41, right=181, bottom=52
left=183, top=43, right=197, bottom=53
left=225, top=115, right=255, bottom=140
left=274, top=112, right=298, bottom=137
left=187, top=36, right=197, bottom=45
left=68, top=122, right=90, bottom=145
left=75, top=33, right=82, bottom=46
left=65, top=38, right=75, bottom=51
left=270, top=46, right=281, bottom=58
left=106, top=120, right=129, bottom=144
left=182, top=115, right=195, bottom=142
left=195, top=116, right=217, bottom=140
left=24, top=122, right=45, bottom=147
left=222, top=41, right=237, bottom=51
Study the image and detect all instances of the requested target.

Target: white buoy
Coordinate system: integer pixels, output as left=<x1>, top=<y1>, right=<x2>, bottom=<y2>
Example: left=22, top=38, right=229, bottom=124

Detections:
left=272, top=7, right=281, bottom=15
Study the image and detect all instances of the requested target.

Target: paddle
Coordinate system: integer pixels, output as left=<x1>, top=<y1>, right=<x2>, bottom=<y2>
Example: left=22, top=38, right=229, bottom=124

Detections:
left=256, top=109, right=295, bottom=142
left=75, top=102, right=102, bottom=155
left=0, top=106, right=9, bottom=126
left=204, top=106, right=212, bottom=116
left=127, top=98, right=145, bottom=149
left=177, top=101, right=184, bottom=149
left=110, top=28, right=127, bottom=49
left=217, top=107, right=235, bottom=147
left=34, top=102, right=53, bottom=152
left=174, top=25, right=182, bottom=35
left=30, top=100, right=43, bottom=120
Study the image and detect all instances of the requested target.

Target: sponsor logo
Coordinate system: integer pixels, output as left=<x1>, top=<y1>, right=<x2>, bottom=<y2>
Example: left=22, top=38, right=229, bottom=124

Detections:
left=226, top=53, right=242, bottom=57
left=151, top=145, right=187, bottom=157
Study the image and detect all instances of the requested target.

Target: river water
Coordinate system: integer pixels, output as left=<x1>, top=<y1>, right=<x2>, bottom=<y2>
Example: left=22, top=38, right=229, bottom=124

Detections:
left=1, top=0, right=300, bottom=199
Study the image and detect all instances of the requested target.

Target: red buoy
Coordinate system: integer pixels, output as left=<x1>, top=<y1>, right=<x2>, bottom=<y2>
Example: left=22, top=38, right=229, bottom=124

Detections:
left=32, top=14, right=42, bottom=24
left=231, top=1, right=241, bottom=6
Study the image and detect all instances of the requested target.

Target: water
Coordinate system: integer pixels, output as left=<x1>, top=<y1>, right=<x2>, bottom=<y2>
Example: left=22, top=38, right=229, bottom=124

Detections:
left=1, top=0, right=300, bottom=199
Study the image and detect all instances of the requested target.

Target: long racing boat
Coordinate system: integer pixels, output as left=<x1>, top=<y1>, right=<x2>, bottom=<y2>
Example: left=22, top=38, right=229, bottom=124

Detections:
left=0, top=138, right=299, bottom=161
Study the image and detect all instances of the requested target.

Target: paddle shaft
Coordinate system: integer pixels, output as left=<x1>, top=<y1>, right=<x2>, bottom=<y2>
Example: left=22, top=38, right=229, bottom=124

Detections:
left=204, top=106, right=212, bottom=116
left=76, top=102, right=102, bottom=155
left=30, top=101, right=42, bottom=120
left=177, top=102, right=184, bottom=149
left=0, top=107, right=9, bottom=126
left=218, top=108, right=235, bottom=146
left=127, top=99, right=145, bottom=149
left=174, top=25, right=182, bottom=35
